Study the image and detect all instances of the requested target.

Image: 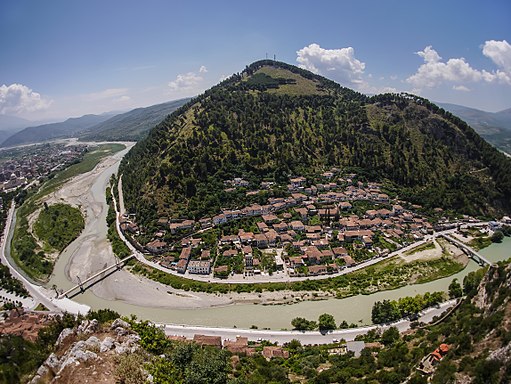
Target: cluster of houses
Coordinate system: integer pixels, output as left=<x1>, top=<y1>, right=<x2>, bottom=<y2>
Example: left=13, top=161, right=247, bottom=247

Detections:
left=0, top=144, right=87, bottom=192
left=170, top=333, right=383, bottom=361
left=0, top=308, right=53, bottom=342
left=122, top=171, right=437, bottom=279
left=208, top=200, right=433, bottom=277
left=169, top=334, right=290, bottom=360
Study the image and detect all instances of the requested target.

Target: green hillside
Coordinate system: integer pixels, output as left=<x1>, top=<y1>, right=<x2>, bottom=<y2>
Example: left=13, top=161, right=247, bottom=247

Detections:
left=79, top=98, right=190, bottom=142
left=0, top=114, right=113, bottom=148
left=120, top=60, right=511, bottom=225
left=439, top=103, right=511, bottom=154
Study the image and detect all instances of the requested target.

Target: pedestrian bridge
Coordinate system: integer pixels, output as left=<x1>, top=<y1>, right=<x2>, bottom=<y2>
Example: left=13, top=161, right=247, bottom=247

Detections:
left=57, top=254, right=135, bottom=299
left=439, top=234, right=493, bottom=267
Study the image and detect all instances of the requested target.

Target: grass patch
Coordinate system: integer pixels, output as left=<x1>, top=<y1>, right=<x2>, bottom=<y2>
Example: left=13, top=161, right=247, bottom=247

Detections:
left=404, top=241, right=436, bottom=256
left=469, top=236, right=492, bottom=251
left=414, top=257, right=465, bottom=283
left=35, top=143, right=125, bottom=200
left=34, top=303, right=49, bottom=311
left=10, top=143, right=125, bottom=281
left=255, top=67, right=327, bottom=96
left=33, top=203, right=84, bottom=252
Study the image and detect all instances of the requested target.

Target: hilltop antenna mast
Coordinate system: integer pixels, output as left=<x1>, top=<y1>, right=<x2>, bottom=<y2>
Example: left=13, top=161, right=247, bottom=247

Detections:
left=273, top=54, right=276, bottom=61
left=266, top=52, right=268, bottom=59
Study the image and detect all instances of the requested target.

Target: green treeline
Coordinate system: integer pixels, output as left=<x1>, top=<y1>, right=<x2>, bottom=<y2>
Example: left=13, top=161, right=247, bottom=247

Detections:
left=11, top=200, right=52, bottom=278
left=105, top=185, right=131, bottom=258
left=0, top=264, right=29, bottom=298
left=132, top=256, right=463, bottom=296
left=120, top=61, right=511, bottom=227
left=371, top=291, right=445, bottom=324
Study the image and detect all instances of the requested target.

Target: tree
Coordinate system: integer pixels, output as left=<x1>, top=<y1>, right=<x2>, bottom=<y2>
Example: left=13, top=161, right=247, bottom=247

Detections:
left=372, top=300, right=401, bottom=324
left=291, top=317, right=317, bottom=331
left=381, top=326, right=400, bottom=346
left=491, top=230, right=504, bottom=243
left=448, top=279, right=463, bottom=299
left=318, top=313, right=336, bottom=332
left=397, top=296, right=423, bottom=316
left=184, top=348, right=229, bottom=384
left=286, top=339, right=302, bottom=352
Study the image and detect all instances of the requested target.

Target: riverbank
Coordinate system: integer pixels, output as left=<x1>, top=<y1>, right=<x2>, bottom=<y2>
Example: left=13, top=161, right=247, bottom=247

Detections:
left=9, top=143, right=126, bottom=281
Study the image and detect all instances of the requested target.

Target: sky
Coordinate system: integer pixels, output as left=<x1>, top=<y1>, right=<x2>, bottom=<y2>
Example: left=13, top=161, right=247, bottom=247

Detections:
left=1, top=0, right=510, bottom=121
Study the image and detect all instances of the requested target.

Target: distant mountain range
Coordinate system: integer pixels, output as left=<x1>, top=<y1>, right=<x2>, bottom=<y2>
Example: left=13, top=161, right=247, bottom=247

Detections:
left=438, top=103, right=511, bottom=154
left=0, top=98, right=190, bottom=148
left=79, top=98, right=190, bottom=142
left=0, top=113, right=115, bottom=148
left=0, top=115, right=40, bottom=146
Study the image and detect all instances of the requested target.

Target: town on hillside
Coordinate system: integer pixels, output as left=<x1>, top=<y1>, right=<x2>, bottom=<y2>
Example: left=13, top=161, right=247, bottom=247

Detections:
left=119, top=169, right=503, bottom=281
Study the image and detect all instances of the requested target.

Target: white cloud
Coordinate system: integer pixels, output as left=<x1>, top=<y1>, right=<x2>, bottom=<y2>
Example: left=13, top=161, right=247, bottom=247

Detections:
left=296, top=43, right=366, bottom=87
left=407, top=46, right=489, bottom=89
left=417, top=46, right=442, bottom=64
left=482, top=39, right=511, bottom=83
left=117, top=95, right=132, bottom=102
left=407, top=42, right=511, bottom=91
left=0, top=83, right=52, bottom=115
left=199, top=65, right=208, bottom=73
left=168, top=71, right=203, bottom=91
left=84, top=88, right=129, bottom=101
left=452, top=85, right=470, bottom=92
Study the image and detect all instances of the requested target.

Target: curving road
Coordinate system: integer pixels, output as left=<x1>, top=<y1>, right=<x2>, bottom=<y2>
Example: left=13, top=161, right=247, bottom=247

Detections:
left=0, top=202, right=90, bottom=314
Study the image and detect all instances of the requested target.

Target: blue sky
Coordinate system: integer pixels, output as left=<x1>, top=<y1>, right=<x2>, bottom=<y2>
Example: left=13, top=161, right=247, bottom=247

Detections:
left=1, top=0, right=510, bottom=120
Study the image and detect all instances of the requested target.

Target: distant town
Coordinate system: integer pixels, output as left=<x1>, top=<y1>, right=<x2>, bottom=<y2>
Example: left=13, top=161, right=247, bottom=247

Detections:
left=0, top=143, right=87, bottom=193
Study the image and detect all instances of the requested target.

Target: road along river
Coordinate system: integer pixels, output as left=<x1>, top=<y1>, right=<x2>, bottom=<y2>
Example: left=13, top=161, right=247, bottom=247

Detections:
left=45, top=145, right=511, bottom=330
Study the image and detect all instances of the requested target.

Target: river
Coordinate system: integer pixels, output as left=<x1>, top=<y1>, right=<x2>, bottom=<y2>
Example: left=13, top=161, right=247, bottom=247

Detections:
left=44, top=148, right=511, bottom=330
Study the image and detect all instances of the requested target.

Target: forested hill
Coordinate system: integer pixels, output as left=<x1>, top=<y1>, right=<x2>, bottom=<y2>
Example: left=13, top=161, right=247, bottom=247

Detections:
left=79, top=98, right=190, bottom=142
left=120, top=60, right=511, bottom=225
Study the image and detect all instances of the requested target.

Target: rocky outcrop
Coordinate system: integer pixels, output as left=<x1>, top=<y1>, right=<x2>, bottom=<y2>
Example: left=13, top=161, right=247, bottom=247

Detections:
left=30, top=318, right=140, bottom=384
left=30, top=336, right=100, bottom=383
left=76, top=319, right=99, bottom=334
left=488, top=343, right=511, bottom=363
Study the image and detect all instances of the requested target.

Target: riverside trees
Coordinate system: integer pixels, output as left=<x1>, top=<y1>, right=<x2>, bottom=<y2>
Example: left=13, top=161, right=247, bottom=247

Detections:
left=371, top=292, right=445, bottom=324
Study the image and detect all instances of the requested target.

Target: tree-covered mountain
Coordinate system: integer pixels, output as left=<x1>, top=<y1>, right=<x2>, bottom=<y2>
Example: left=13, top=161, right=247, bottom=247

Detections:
left=120, top=60, right=511, bottom=225
left=0, top=115, right=44, bottom=146
left=1, top=98, right=189, bottom=147
left=79, top=98, right=190, bottom=142
left=0, top=113, right=114, bottom=147
left=438, top=103, right=511, bottom=154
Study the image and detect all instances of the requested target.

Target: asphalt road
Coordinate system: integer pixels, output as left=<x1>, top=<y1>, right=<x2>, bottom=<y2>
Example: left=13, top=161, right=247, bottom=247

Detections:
left=0, top=202, right=89, bottom=314
left=160, top=299, right=457, bottom=345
